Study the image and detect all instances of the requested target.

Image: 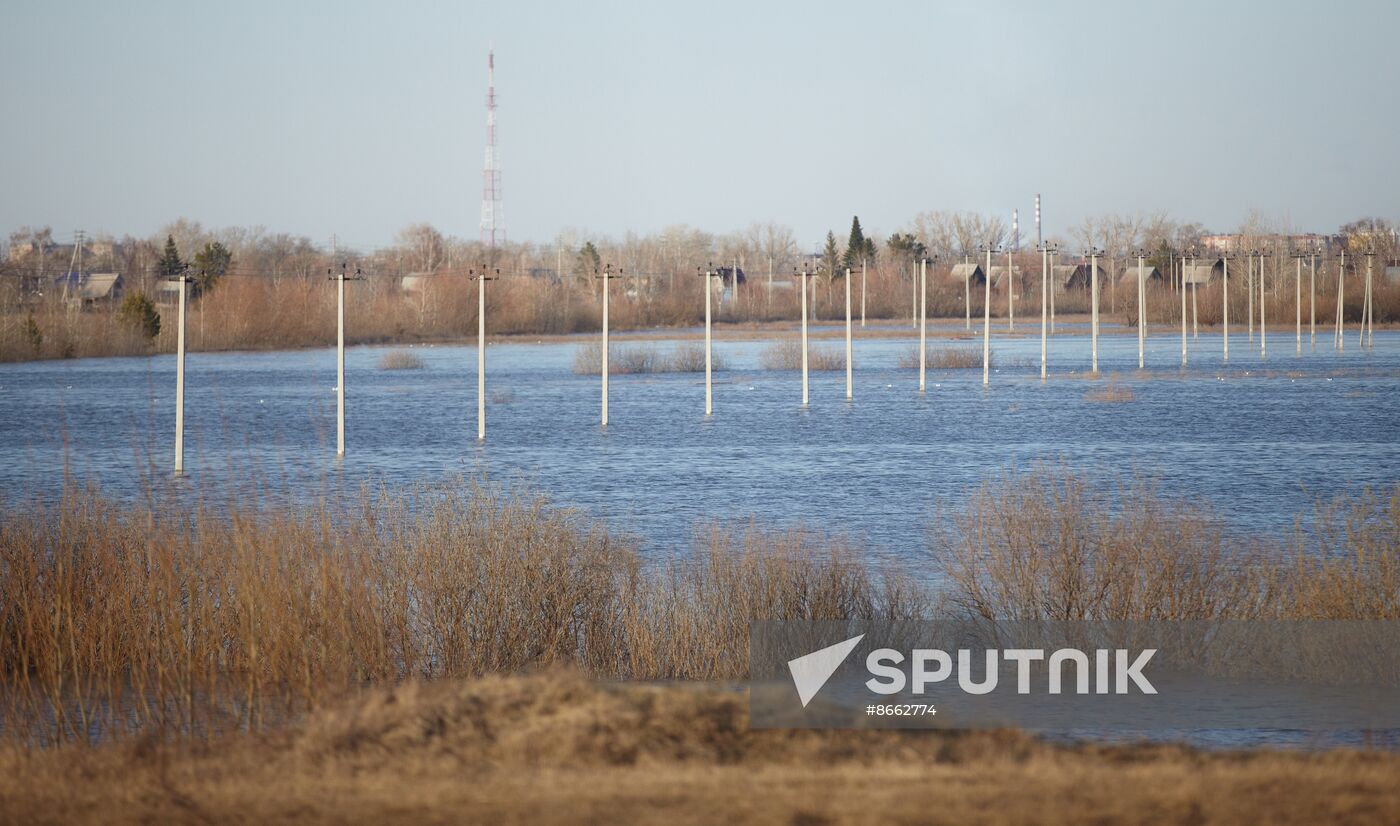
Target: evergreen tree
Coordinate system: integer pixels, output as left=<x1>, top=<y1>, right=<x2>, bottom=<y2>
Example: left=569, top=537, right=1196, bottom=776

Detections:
left=821, top=231, right=842, bottom=282
left=118, top=291, right=162, bottom=340
left=156, top=235, right=184, bottom=278
left=192, top=241, right=232, bottom=295
left=843, top=216, right=866, bottom=273
left=574, top=241, right=601, bottom=280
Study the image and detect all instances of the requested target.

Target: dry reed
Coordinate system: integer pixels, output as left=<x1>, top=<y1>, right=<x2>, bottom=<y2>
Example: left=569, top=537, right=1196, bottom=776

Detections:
left=376, top=349, right=426, bottom=369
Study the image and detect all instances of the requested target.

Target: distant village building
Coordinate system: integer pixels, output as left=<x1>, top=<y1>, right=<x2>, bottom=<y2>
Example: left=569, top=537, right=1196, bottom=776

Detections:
left=1182, top=259, right=1224, bottom=286
left=65, top=273, right=123, bottom=307
left=1200, top=233, right=1335, bottom=254
left=949, top=262, right=985, bottom=286
left=1116, top=264, right=1163, bottom=286
left=1060, top=263, right=1102, bottom=290
left=986, top=265, right=1022, bottom=292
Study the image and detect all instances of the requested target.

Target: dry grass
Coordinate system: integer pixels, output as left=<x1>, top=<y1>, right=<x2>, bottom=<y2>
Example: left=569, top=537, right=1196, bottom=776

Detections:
left=375, top=349, right=425, bottom=370
left=3, top=668, right=1400, bottom=825
left=1083, top=384, right=1134, bottom=402
left=935, top=469, right=1400, bottom=622
left=571, top=341, right=727, bottom=375
left=898, top=344, right=985, bottom=369
left=759, top=340, right=844, bottom=371
left=0, top=483, right=920, bottom=746
left=1, top=473, right=1396, bottom=746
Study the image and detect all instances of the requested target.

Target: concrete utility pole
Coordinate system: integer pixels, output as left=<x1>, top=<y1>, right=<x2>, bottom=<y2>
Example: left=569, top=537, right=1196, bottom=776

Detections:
left=470, top=267, right=498, bottom=440
left=1309, top=248, right=1317, bottom=347
left=1293, top=252, right=1303, bottom=355
left=330, top=263, right=362, bottom=456
left=173, top=268, right=191, bottom=475
left=1335, top=249, right=1345, bottom=352
left=1089, top=248, right=1103, bottom=374
left=844, top=266, right=853, bottom=400
left=1135, top=250, right=1146, bottom=370
left=797, top=265, right=813, bottom=407
left=700, top=264, right=719, bottom=415
left=1179, top=252, right=1187, bottom=367
left=1222, top=254, right=1231, bottom=362
left=985, top=246, right=996, bottom=389
left=1040, top=244, right=1053, bottom=380
left=918, top=257, right=929, bottom=392
left=982, top=245, right=995, bottom=386
left=1362, top=250, right=1375, bottom=349
left=1258, top=250, right=1268, bottom=358
left=597, top=265, right=620, bottom=426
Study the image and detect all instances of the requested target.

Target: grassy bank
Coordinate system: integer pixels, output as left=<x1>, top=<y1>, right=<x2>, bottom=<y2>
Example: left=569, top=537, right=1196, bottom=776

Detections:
left=5, top=668, right=1400, bottom=825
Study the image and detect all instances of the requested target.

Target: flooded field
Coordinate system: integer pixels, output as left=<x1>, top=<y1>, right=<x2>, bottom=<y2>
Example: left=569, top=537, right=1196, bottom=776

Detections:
left=1, top=327, right=1397, bottom=562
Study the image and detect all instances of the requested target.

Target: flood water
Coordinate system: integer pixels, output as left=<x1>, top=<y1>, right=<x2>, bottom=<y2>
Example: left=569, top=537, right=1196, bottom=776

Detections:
left=1, top=325, right=1397, bottom=564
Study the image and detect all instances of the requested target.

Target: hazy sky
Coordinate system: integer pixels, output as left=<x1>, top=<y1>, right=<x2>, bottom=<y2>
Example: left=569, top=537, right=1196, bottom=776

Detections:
left=3, top=0, right=1397, bottom=252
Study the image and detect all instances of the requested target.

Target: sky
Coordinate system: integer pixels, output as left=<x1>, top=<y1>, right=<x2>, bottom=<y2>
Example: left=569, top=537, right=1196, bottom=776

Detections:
left=2, top=0, right=1397, bottom=253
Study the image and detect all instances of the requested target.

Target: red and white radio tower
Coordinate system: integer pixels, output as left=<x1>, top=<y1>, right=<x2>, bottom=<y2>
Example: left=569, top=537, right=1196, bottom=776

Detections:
left=480, top=49, right=504, bottom=251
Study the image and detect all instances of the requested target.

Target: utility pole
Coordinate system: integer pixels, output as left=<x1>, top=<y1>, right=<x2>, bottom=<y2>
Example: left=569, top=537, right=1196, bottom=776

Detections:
left=844, top=266, right=853, bottom=400
left=1258, top=249, right=1268, bottom=358
left=1222, top=253, right=1232, bottom=362
left=1179, top=251, right=1187, bottom=367
left=1135, top=249, right=1146, bottom=369
left=469, top=267, right=498, bottom=440
left=700, top=264, right=719, bottom=415
left=1293, top=250, right=1304, bottom=355
left=173, top=266, right=192, bottom=475
left=918, top=256, right=929, bottom=392
left=1335, top=249, right=1345, bottom=351
left=1362, top=249, right=1375, bottom=349
left=1309, top=246, right=1317, bottom=347
left=1190, top=250, right=1198, bottom=339
left=982, top=245, right=996, bottom=386
left=330, top=263, right=362, bottom=456
left=1041, top=244, right=1054, bottom=380
left=1089, top=247, right=1103, bottom=374
left=797, top=264, right=813, bottom=407
left=596, top=265, right=620, bottom=425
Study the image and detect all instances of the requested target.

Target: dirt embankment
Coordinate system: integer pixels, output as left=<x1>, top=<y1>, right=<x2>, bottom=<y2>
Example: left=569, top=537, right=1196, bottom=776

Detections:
left=4, top=669, right=1399, bottom=825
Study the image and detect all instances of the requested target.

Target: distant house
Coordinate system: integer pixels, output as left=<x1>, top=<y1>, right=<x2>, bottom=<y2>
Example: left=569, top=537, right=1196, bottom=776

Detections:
left=987, top=265, right=1023, bottom=292
left=1182, top=259, right=1224, bottom=286
left=1116, top=264, right=1164, bottom=286
left=1384, top=265, right=1400, bottom=283
left=1060, top=263, right=1102, bottom=290
left=65, top=273, right=122, bottom=307
left=949, top=262, right=986, bottom=286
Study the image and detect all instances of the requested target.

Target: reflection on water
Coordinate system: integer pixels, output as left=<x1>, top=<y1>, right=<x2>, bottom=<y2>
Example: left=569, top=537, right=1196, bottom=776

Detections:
left=2, top=330, right=1397, bottom=563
